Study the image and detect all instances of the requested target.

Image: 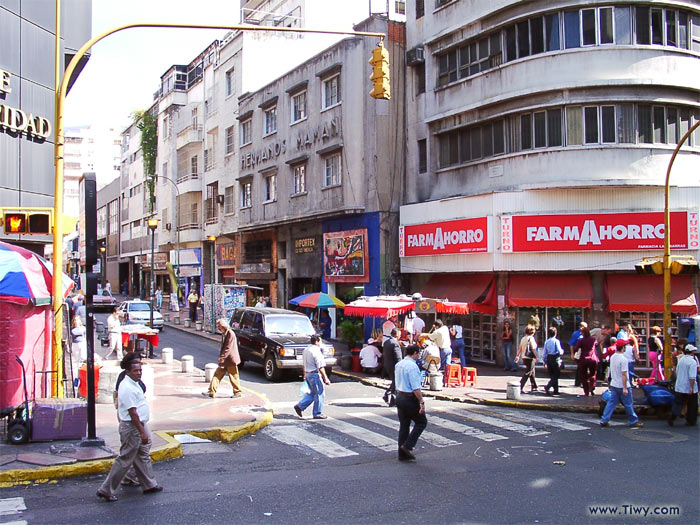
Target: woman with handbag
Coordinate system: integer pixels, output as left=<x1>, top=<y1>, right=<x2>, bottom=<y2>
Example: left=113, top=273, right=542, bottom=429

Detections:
left=574, top=325, right=599, bottom=396
left=515, top=325, right=538, bottom=394
left=647, top=326, right=664, bottom=382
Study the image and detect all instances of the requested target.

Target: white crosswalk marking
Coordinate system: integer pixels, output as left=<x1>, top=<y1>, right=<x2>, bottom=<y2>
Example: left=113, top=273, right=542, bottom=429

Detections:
left=349, top=412, right=460, bottom=448
left=428, top=415, right=508, bottom=442
left=0, top=498, right=26, bottom=517
left=443, top=407, right=549, bottom=437
left=495, top=409, right=590, bottom=431
left=265, top=425, right=358, bottom=458
left=318, top=417, right=396, bottom=452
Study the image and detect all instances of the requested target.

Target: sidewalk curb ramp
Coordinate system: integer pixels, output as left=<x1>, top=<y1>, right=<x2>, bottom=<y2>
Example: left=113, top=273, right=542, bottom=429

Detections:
left=0, top=391, right=273, bottom=488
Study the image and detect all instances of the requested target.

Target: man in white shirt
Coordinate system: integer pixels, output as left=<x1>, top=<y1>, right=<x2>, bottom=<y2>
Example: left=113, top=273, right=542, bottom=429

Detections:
left=360, top=338, right=382, bottom=374
left=294, top=335, right=331, bottom=419
left=411, top=314, right=425, bottom=342
left=382, top=315, right=398, bottom=341
left=97, top=361, right=162, bottom=501
left=669, top=344, right=698, bottom=427
left=107, top=307, right=123, bottom=360
left=600, top=339, right=643, bottom=428
left=422, top=319, right=452, bottom=370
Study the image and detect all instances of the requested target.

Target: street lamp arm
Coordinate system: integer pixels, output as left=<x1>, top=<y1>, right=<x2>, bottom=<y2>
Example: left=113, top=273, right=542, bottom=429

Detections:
left=662, top=118, right=700, bottom=375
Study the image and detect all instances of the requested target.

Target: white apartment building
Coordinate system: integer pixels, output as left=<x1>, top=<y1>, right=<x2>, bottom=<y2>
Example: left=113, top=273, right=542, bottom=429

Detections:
left=402, top=1, right=700, bottom=365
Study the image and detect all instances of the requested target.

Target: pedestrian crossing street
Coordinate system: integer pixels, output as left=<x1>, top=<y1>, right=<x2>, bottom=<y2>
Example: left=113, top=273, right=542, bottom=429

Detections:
left=266, top=399, right=599, bottom=459
left=0, top=497, right=27, bottom=525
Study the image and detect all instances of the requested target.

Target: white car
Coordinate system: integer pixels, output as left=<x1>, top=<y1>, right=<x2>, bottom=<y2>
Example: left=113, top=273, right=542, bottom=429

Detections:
left=118, top=300, right=164, bottom=331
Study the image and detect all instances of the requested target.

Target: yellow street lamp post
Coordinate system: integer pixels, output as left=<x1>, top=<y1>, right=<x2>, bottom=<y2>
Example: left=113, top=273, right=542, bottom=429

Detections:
left=147, top=217, right=159, bottom=357
left=51, top=17, right=386, bottom=396
left=662, top=119, right=700, bottom=377
left=208, top=235, right=216, bottom=333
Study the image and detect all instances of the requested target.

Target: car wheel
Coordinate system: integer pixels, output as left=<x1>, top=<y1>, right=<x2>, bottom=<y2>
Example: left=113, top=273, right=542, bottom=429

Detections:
left=264, top=353, right=282, bottom=382
left=8, top=423, right=30, bottom=445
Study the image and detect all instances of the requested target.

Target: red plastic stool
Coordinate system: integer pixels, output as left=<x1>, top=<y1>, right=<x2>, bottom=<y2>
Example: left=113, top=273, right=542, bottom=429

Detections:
left=444, top=364, right=462, bottom=387
left=461, top=366, right=477, bottom=387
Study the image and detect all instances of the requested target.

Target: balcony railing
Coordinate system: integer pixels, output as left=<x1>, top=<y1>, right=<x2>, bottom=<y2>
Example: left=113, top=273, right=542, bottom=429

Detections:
left=176, top=172, right=199, bottom=184
left=177, top=222, right=201, bottom=231
left=176, top=125, right=203, bottom=149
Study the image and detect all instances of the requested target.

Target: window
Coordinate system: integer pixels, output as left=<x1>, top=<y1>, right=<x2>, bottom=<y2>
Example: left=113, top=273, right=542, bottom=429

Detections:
left=204, top=147, right=214, bottom=171
left=240, top=181, right=252, bottom=208
left=534, top=111, right=547, bottom=148
left=191, top=107, right=198, bottom=129
left=225, top=126, right=234, bottom=155
left=224, top=185, right=234, bottom=215
left=293, top=164, right=306, bottom=194
left=546, top=13, right=561, bottom=50
left=190, top=155, right=198, bottom=177
left=615, top=6, right=632, bottom=44
left=263, top=173, right=277, bottom=202
left=651, top=9, right=664, bottom=45
left=600, top=8, right=614, bottom=44
left=584, top=106, right=599, bottom=144
left=547, top=109, right=563, bottom=147
left=517, top=21, right=530, bottom=58
left=322, top=74, right=340, bottom=109
left=438, top=49, right=458, bottom=86
left=692, top=13, right=700, bottom=52
left=638, top=105, right=652, bottom=144
left=240, top=119, right=251, bottom=145
left=667, top=107, right=678, bottom=144
left=636, top=7, right=651, bottom=45
left=264, top=106, right=277, bottom=135
left=618, top=104, right=635, bottom=143
left=162, top=208, right=168, bottom=230
left=225, top=68, right=234, bottom=97
left=291, top=91, right=307, bottom=123
left=108, top=200, right=119, bottom=234
left=395, top=0, right=405, bottom=15
left=415, top=63, right=425, bottom=95
left=521, top=114, right=532, bottom=150
left=418, top=139, right=427, bottom=173
left=566, top=106, right=583, bottom=145
left=531, top=17, right=544, bottom=54
left=666, top=10, right=677, bottom=47
left=653, top=106, right=666, bottom=143
left=601, top=106, right=616, bottom=143
left=323, top=154, right=341, bottom=187
left=161, top=162, right=168, bottom=184
left=416, top=0, right=424, bottom=19
left=582, top=9, right=596, bottom=46
left=162, top=115, right=169, bottom=138
left=564, top=10, right=581, bottom=48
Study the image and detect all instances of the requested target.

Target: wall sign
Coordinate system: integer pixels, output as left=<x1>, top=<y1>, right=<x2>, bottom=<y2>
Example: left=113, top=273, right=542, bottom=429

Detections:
left=216, top=242, right=236, bottom=266
left=240, top=140, right=286, bottom=170
left=295, top=116, right=341, bottom=151
left=294, top=236, right=316, bottom=254
left=501, top=211, right=693, bottom=253
left=0, top=69, right=51, bottom=140
left=399, top=217, right=488, bottom=257
left=323, top=228, right=369, bottom=283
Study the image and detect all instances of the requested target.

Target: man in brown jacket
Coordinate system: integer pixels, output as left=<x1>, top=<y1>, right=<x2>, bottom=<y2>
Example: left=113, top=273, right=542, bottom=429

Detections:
left=203, top=319, right=243, bottom=398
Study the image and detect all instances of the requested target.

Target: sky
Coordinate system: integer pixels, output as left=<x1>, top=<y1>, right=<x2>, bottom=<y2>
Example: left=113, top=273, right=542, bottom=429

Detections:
left=64, top=0, right=241, bottom=131
left=64, top=0, right=390, bottom=132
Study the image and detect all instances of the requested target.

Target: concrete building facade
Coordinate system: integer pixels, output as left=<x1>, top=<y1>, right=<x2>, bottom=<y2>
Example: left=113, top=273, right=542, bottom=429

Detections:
left=401, top=0, right=700, bottom=365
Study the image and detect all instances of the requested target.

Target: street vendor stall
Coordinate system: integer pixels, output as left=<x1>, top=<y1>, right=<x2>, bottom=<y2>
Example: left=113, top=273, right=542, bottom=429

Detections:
left=120, top=324, right=159, bottom=355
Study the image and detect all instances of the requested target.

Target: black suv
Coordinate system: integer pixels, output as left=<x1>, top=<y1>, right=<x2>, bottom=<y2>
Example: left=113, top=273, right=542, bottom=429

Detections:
left=229, top=307, right=337, bottom=381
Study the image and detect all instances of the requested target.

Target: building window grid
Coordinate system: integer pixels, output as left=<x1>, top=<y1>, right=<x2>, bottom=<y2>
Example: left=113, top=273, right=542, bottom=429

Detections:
left=437, top=103, right=698, bottom=169
left=224, top=185, right=235, bottom=215
left=240, top=181, right=252, bottom=209
left=263, top=174, right=277, bottom=202
left=225, top=68, right=234, bottom=97
left=206, top=182, right=218, bottom=224
left=225, top=126, right=235, bottom=155
left=293, top=164, right=306, bottom=195
left=323, top=154, right=341, bottom=187
left=291, top=91, right=307, bottom=123
left=436, top=6, right=699, bottom=89
left=240, top=119, right=252, bottom=146
left=264, top=107, right=277, bottom=135
left=322, top=75, right=340, bottom=109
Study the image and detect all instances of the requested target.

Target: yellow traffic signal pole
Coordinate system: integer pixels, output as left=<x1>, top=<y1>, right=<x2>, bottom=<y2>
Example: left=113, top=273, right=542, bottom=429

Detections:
left=662, top=118, right=700, bottom=378
left=51, top=13, right=385, bottom=396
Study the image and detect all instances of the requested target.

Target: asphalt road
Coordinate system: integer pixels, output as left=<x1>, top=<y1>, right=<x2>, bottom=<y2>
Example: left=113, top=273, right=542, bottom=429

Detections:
left=7, top=316, right=696, bottom=524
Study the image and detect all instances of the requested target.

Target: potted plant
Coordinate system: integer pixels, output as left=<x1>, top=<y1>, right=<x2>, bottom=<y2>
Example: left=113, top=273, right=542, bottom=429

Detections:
left=339, top=319, right=364, bottom=372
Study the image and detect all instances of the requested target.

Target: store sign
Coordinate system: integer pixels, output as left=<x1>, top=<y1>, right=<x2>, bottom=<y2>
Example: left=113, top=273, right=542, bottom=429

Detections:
left=295, top=116, right=341, bottom=151
left=399, top=217, right=488, bottom=257
left=136, top=253, right=168, bottom=270
left=240, top=140, right=286, bottom=170
left=238, top=262, right=271, bottom=274
left=294, top=236, right=317, bottom=254
left=501, top=211, right=694, bottom=253
left=0, top=69, right=52, bottom=140
left=216, top=242, right=236, bottom=266
left=323, top=228, right=369, bottom=283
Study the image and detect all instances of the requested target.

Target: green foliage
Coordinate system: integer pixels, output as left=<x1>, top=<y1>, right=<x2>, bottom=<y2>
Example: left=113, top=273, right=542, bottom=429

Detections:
left=132, top=110, right=158, bottom=214
left=338, top=319, right=363, bottom=349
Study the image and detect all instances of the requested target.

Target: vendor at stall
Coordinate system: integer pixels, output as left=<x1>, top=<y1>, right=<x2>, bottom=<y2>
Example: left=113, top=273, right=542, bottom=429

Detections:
left=360, top=338, right=383, bottom=374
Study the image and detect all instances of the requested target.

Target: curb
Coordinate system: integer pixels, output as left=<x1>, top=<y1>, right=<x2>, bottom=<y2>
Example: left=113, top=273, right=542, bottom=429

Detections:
left=0, top=389, right=273, bottom=488
left=165, top=322, right=219, bottom=342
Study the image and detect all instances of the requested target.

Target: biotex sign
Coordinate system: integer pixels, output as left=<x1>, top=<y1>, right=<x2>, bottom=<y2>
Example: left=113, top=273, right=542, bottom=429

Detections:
left=399, top=217, right=489, bottom=257
left=501, top=211, right=697, bottom=252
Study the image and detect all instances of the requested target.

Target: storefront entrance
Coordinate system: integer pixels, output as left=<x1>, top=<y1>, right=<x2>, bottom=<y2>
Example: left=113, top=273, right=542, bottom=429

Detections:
left=514, top=307, right=587, bottom=351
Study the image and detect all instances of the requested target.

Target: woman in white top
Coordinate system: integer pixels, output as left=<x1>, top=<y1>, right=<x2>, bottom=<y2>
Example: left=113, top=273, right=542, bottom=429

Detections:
left=70, top=316, right=87, bottom=382
left=515, top=325, right=538, bottom=393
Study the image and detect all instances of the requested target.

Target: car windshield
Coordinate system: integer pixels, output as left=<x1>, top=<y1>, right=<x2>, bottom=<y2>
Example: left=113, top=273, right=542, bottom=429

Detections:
left=265, top=315, right=315, bottom=336
left=129, top=303, right=151, bottom=312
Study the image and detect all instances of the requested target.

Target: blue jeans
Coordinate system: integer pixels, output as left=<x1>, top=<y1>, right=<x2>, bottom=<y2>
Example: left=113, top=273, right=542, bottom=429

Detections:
left=298, top=372, right=325, bottom=417
left=439, top=348, right=452, bottom=370
left=600, top=386, right=638, bottom=425
left=503, top=342, right=516, bottom=370
left=452, top=338, right=466, bottom=367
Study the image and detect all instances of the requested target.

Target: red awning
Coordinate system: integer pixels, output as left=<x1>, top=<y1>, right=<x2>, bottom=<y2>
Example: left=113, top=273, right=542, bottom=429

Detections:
left=508, top=274, right=592, bottom=308
left=420, top=274, right=497, bottom=316
left=605, top=274, right=698, bottom=314
left=344, top=298, right=415, bottom=318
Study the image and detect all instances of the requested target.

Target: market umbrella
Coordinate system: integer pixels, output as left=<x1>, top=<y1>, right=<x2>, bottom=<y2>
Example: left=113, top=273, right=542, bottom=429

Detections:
left=289, top=292, right=345, bottom=309
left=0, top=241, right=75, bottom=306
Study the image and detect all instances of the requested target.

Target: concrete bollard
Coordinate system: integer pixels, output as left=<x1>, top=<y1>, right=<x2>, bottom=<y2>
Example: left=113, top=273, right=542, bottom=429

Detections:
left=204, top=363, right=218, bottom=382
left=195, top=321, right=203, bottom=331
left=163, top=312, right=170, bottom=323
left=161, top=347, right=173, bottom=364
left=181, top=355, right=194, bottom=373
left=506, top=380, right=521, bottom=400
left=174, top=316, right=180, bottom=325
left=184, top=318, right=191, bottom=328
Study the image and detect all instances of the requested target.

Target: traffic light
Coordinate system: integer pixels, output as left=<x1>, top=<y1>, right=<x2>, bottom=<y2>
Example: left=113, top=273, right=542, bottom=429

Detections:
left=369, top=42, right=391, bottom=100
left=635, top=257, right=699, bottom=275
left=635, top=258, right=663, bottom=275
left=2, top=209, right=52, bottom=234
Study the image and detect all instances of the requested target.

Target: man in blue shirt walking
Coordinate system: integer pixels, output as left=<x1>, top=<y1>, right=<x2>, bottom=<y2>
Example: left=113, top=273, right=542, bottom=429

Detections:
left=394, top=344, right=427, bottom=461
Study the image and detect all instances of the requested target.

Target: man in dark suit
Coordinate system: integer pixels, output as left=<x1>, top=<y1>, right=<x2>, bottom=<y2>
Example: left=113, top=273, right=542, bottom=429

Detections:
left=383, top=328, right=403, bottom=405
left=203, top=319, right=243, bottom=399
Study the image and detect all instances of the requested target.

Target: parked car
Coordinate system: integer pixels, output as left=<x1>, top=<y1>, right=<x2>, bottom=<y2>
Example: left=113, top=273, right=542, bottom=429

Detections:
left=229, top=307, right=337, bottom=381
left=92, top=289, right=118, bottom=312
left=118, top=300, right=164, bottom=331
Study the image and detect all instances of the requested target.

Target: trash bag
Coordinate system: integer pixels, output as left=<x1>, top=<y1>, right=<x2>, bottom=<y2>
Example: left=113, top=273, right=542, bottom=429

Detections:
left=299, top=380, right=311, bottom=397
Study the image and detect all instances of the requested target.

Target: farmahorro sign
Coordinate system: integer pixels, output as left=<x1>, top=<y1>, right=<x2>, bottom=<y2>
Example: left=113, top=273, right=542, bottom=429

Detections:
left=399, top=217, right=489, bottom=257
left=0, top=69, right=51, bottom=140
left=501, top=211, right=697, bottom=253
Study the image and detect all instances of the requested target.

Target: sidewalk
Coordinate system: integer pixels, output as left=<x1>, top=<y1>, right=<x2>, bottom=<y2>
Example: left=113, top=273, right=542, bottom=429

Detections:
left=162, top=319, right=655, bottom=416
left=0, top=358, right=272, bottom=488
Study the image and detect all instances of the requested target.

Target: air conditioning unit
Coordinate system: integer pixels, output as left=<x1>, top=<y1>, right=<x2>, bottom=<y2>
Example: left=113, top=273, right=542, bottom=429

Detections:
left=406, top=46, right=425, bottom=66
left=216, top=195, right=225, bottom=205
left=165, top=223, right=172, bottom=231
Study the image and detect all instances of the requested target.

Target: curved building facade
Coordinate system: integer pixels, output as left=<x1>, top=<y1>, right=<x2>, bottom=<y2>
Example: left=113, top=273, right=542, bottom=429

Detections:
left=402, top=1, right=700, bottom=365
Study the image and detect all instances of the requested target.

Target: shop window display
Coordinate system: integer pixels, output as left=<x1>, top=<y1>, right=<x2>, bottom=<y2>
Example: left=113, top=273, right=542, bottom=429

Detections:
left=615, top=311, right=679, bottom=367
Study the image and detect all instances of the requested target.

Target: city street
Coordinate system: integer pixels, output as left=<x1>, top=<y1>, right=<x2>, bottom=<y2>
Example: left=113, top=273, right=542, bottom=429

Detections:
left=2, top=320, right=698, bottom=524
